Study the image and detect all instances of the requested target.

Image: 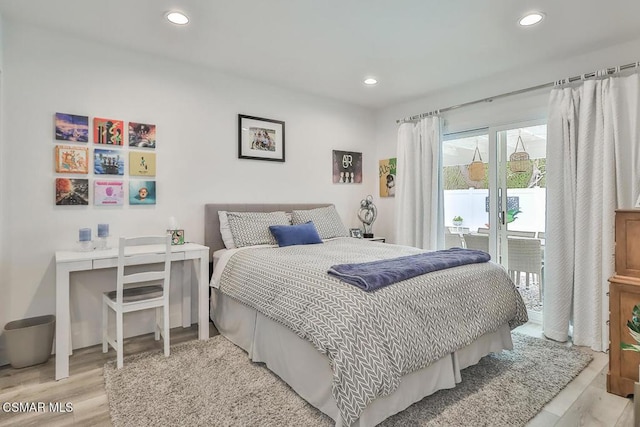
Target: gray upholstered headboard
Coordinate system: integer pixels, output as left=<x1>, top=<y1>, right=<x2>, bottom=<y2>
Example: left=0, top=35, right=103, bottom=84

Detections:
left=204, top=203, right=332, bottom=261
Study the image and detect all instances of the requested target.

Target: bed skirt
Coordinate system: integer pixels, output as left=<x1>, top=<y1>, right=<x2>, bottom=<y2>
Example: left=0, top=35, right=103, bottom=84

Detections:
left=210, top=288, right=513, bottom=427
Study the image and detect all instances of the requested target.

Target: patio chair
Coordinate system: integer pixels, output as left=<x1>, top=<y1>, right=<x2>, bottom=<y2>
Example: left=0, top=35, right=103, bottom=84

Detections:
left=462, top=233, right=489, bottom=253
left=507, top=237, right=543, bottom=300
left=507, top=230, right=536, bottom=238
left=445, top=228, right=464, bottom=249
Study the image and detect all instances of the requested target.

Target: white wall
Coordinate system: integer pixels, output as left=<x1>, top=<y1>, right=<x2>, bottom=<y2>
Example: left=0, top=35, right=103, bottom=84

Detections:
left=374, top=37, right=640, bottom=243
left=0, top=22, right=376, bottom=358
left=0, top=12, right=7, bottom=365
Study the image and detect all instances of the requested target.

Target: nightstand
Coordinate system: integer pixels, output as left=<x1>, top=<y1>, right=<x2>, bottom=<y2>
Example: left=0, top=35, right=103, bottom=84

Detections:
left=364, top=237, right=386, bottom=243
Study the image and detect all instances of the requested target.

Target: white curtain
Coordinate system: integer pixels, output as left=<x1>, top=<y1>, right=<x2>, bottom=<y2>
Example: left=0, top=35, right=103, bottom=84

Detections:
left=395, top=116, right=443, bottom=249
left=544, top=71, right=640, bottom=351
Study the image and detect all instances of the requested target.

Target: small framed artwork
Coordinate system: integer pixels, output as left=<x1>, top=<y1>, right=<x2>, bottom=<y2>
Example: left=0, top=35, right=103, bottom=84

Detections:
left=349, top=228, right=363, bottom=238
left=55, top=113, right=89, bottom=142
left=129, top=151, right=156, bottom=176
left=238, top=114, right=285, bottom=162
left=55, top=178, right=89, bottom=205
left=55, top=145, right=89, bottom=174
left=379, top=158, right=397, bottom=197
left=94, top=149, right=125, bottom=175
left=129, top=180, right=156, bottom=205
left=129, top=122, right=156, bottom=148
left=94, top=180, right=124, bottom=206
left=94, top=117, right=124, bottom=146
left=332, top=150, right=362, bottom=183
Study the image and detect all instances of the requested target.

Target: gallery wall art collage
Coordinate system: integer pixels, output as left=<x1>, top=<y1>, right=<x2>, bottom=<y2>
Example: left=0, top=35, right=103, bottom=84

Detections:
left=54, top=113, right=157, bottom=206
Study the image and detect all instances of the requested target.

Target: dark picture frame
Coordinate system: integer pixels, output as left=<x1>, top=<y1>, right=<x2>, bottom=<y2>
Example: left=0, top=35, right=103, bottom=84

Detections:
left=238, top=114, right=285, bottom=162
left=332, top=150, right=362, bottom=183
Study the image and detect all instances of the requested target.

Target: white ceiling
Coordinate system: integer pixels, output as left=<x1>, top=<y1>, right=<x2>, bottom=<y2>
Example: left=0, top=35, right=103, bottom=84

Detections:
left=1, top=0, right=639, bottom=109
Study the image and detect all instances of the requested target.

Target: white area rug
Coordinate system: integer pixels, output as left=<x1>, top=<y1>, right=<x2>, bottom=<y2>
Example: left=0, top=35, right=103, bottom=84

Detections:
left=104, top=333, right=592, bottom=426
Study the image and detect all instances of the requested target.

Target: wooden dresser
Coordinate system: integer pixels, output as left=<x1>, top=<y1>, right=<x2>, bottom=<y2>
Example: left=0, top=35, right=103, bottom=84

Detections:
left=608, top=209, right=640, bottom=397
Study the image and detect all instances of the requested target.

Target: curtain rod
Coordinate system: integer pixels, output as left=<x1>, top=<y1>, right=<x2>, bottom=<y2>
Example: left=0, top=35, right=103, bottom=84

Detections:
left=396, top=61, right=640, bottom=124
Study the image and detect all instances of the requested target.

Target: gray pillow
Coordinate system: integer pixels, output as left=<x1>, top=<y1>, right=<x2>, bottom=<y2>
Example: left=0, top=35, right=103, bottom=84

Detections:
left=291, top=205, right=348, bottom=239
left=227, top=211, right=290, bottom=247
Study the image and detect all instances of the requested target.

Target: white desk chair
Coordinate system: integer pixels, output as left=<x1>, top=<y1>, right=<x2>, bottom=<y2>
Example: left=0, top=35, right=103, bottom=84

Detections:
left=102, top=235, right=172, bottom=368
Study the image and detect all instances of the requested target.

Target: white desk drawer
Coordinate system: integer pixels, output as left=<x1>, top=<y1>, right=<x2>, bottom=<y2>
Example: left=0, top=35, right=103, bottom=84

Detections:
left=93, top=251, right=185, bottom=269
left=93, top=258, right=117, bottom=269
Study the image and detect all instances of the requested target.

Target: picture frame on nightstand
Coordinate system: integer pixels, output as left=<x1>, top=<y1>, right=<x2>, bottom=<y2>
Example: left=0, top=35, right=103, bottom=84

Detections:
left=349, top=228, right=363, bottom=238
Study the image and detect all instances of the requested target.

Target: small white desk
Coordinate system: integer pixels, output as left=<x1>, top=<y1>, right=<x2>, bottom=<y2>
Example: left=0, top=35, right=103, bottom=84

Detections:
left=55, top=242, right=210, bottom=380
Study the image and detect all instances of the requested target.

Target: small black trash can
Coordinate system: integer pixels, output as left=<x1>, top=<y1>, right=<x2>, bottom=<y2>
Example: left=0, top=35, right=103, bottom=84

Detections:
left=4, top=315, right=55, bottom=368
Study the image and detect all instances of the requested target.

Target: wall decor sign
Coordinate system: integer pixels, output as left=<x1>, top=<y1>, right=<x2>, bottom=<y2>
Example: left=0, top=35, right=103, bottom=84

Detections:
left=129, top=180, right=156, bottom=205
left=94, top=149, right=125, bottom=175
left=93, top=117, right=124, bottom=146
left=129, top=151, right=156, bottom=176
left=379, top=158, right=397, bottom=197
left=55, top=178, right=89, bottom=205
left=55, top=145, right=89, bottom=174
left=332, top=150, right=362, bottom=183
left=238, top=114, right=285, bottom=162
left=94, top=180, right=125, bottom=206
left=55, top=113, right=89, bottom=142
left=129, top=122, right=156, bottom=148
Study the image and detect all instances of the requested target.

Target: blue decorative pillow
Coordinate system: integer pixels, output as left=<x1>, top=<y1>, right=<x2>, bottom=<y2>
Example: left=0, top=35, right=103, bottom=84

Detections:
left=269, top=221, right=323, bottom=247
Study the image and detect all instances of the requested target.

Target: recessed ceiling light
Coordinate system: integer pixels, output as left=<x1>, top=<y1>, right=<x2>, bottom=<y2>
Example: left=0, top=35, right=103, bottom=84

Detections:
left=519, top=12, right=544, bottom=26
left=166, top=11, right=189, bottom=25
left=364, top=78, right=378, bottom=85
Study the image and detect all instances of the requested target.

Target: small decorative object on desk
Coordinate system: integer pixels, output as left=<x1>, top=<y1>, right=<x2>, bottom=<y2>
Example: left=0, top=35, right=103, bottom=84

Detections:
left=78, top=228, right=93, bottom=252
left=168, top=229, right=185, bottom=245
left=358, top=195, right=377, bottom=238
left=96, top=223, right=110, bottom=250
left=167, top=216, right=184, bottom=245
left=453, top=216, right=463, bottom=226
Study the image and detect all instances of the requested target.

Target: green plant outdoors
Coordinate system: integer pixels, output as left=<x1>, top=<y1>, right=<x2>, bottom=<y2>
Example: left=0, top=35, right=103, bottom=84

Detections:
left=507, top=209, right=521, bottom=224
left=621, top=304, right=640, bottom=352
left=453, top=216, right=463, bottom=222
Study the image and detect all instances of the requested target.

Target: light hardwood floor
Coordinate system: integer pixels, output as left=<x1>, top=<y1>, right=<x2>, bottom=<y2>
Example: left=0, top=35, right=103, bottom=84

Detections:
left=0, top=322, right=634, bottom=426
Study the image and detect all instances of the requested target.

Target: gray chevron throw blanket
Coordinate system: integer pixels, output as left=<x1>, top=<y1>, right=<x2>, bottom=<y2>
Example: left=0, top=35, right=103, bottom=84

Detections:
left=218, top=238, right=528, bottom=426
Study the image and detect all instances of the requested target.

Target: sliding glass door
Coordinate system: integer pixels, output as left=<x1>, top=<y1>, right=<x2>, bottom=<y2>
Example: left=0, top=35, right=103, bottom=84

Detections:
left=442, top=129, right=492, bottom=253
left=442, top=121, right=547, bottom=320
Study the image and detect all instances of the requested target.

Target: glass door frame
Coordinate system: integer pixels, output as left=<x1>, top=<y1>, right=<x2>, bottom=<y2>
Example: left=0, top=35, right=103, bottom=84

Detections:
left=488, top=118, right=546, bottom=267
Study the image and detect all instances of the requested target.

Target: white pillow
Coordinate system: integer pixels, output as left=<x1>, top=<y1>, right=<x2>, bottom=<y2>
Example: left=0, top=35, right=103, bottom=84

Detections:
left=218, top=211, right=237, bottom=249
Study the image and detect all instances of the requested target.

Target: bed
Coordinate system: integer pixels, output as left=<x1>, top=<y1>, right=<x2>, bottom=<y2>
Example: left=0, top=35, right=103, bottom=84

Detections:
left=205, top=203, right=528, bottom=427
